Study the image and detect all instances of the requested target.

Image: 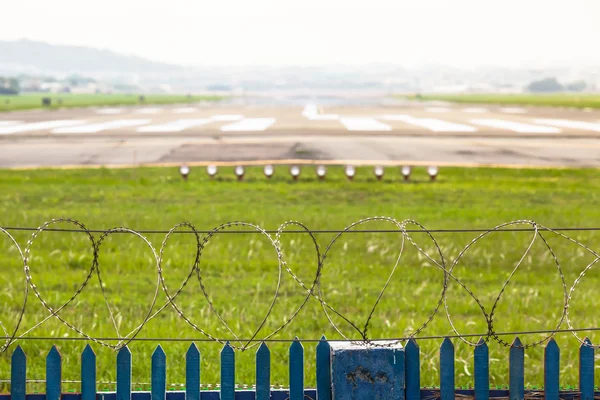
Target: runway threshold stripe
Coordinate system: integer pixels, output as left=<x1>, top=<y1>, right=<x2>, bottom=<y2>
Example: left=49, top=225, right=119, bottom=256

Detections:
left=173, top=107, right=198, bottom=114
left=302, top=104, right=339, bottom=120
left=470, top=119, right=560, bottom=133
left=532, top=119, right=600, bottom=132
left=211, top=114, right=244, bottom=121
left=424, top=107, right=451, bottom=113
left=0, top=121, right=22, bottom=127
left=379, top=115, right=476, bottom=132
left=137, top=119, right=211, bottom=132
left=52, top=119, right=151, bottom=134
left=135, top=108, right=162, bottom=114
left=96, top=108, right=123, bottom=115
left=499, top=107, right=527, bottom=114
left=462, top=107, right=488, bottom=113
left=220, top=118, right=275, bottom=132
left=0, top=120, right=86, bottom=135
left=340, top=118, right=392, bottom=131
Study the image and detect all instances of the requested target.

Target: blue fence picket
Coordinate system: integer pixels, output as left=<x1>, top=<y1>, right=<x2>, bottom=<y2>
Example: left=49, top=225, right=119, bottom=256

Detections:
left=185, top=343, right=200, bottom=400
left=316, top=335, right=331, bottom=400
left=509, top=337, right=524, bottom=400
left=289, top=338, right=304, bottom=400
left=474, top=338, right=489, bottom=400
left=220, top=342, right=235, bottom=400
left=405, top=339, right=420, bottom=400
left=116, top=346, right=132, bottom=400
left=46, top=346, right=62, bottom=400
left=544, top=338, right=560, bottom=400
left=11, top=346, right=26, bottom=400
left=152, top=345, right=167, bottom=400
left=579, top=338, right=594, bottom=400
left=256, top=342, right=270, bottom=400
left=81, top=345, right=96, bottom=400
left=440, top=338, right=454, bottom=400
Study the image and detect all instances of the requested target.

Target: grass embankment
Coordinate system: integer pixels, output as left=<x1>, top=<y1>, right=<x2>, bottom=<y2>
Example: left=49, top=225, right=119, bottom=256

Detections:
left=0, top=94, right=224, bottom=112
left=404, top=93, right=600, bottom=109
left=1, top=166, right=599, bottom=390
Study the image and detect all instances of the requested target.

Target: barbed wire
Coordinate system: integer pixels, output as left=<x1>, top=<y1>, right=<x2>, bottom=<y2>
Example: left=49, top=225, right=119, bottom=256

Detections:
left=1, top=218, right=600, bottom=353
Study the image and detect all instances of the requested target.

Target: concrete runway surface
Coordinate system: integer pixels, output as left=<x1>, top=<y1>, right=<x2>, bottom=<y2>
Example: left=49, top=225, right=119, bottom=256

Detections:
left=2, top=99, right=600, bottom=168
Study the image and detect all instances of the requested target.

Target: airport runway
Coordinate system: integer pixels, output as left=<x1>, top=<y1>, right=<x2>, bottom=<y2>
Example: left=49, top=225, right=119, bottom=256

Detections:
left=2, top=100, right=600, bottom=168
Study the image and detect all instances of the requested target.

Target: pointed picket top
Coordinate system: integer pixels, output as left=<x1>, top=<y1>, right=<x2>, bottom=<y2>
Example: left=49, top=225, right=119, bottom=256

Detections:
left=220, top=341, right=235, bottom=400
left=474, top=337, right=489, bottom=400
left=256, top=342, right=271, bottom=400
left=185, top=343, right=201, bottom=400
left=151, top=345, right=167, bottom=400
left=440, top=338, right=455, bottom=400
left=441, top=337, right=454, bottom=352
left=11, top=345, right=26, bottom=400
left=290, top=337, right=305, bottom=400
left=12, top=345, right=26, bottom=361
left=579, top=338, right=594, bottom=400
left=81, top=344, right=97, bottom=400
left=511, top=336, right=524, bottom=349
left=46, top=346, right=62, bottom=400
left=116, top=346, right=132, bottom=400
left=544, top=338, right=560, bottom=400
left=186, top=342, right=200, bottom=358
left=82, top=344, right=96, bottom=358
left=406, top=338, right=421, bottom=400
left=316, top=335, right=331, bottom=400
left=509, top=337, right=525, bottom=400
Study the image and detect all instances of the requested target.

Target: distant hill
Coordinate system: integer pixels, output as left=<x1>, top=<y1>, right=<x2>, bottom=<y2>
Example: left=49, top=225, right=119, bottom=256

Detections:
left=0, top=39, right=184, bottom=76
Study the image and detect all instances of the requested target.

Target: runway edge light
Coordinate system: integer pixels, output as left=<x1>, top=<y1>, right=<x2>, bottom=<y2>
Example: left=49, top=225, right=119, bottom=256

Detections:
left=316, top=165, right=327, bottom=180
left=179, top=164, right=190, bottom=181
left=290, top=165, right=301, bottom=181
left=374, top=165, right=384, bottom=180
left=401, top=165, right=412, bottom=181
left=345, top=165, right=356, bottom=181
left=427, top=166, right=439, bottom=181
left=235, top=165, right=245, bottom=181
left=264, top=164, right=274, bottom=178
left=207, top=164, right=218, bottom=178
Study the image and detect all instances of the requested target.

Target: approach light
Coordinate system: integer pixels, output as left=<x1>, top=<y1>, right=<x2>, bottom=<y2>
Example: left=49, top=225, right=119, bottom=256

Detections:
left=345, top=165, right=356, bottom=180
left=179, top=164, right=190, bottom=181
left=206, top=164, right=218, bottom=178
left=264, top=164, right=274, bottom=178
left=290, top=165, right=301, bottom=181
left=316, top=165, right=327, bottom=180
left=235, top=165, right=245, bottom=181
left=374, top=165, right=384, bottom=180
left=401, top=165, right=412, bottom=181
left=427, top=166, right=439, bottom=181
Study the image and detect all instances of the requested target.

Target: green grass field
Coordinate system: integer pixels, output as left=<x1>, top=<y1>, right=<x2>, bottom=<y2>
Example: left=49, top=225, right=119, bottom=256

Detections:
left=1, top=166, right=600, bottom=391
left=0, top=94, right=224, bottom=112
left=404, top=93, right=600, bottom=109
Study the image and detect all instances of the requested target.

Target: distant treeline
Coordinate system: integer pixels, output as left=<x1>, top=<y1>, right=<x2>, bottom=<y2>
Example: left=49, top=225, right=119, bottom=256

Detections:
left=527, top=77, right=587, bottom=93
left=0, top=77, right=19, bottom=95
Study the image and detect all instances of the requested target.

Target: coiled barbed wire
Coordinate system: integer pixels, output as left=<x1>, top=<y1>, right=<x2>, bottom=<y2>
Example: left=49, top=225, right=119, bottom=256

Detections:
left=1, top=218, right=600, bottom=352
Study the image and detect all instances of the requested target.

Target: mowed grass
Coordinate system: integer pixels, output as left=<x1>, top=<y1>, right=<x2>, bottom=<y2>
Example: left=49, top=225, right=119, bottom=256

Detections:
left=403, top=93, right=600, bottom=109
left=1, top=166, right=600, bottom=391
left=0, top=94, right=224, bottom=112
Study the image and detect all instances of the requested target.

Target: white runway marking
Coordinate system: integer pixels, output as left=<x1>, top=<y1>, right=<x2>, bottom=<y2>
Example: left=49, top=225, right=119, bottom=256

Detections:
left=0, top=121, right=22, bottom=127
left=500, top=107, right=527, bottom=114
left=96, top=108, right=123, bottom=115
left=462, top=107, right=488, bottom=113
left=0, top=120, right=85, bottom=135
left=173, top=107, right=198, bottom=114
left=302, top=104, right=339, bottom=120
left=532, top=119, right=600, bottom=132
left=53, top=119, right=151, bottom=134
left=470, top=119, right=560, bottom=133
left=380, top=115, right=476, bottom=132
left=135, top=108, right=162, bottom=114
left=221, top=118, right=275, bottom=132
left=424, top=107, right=450, bottom=113
left=340, top=117, right=392, bottom=131
left=211, top=114, right=244, bottom=121
left=137, top=119, right=211, bottom=132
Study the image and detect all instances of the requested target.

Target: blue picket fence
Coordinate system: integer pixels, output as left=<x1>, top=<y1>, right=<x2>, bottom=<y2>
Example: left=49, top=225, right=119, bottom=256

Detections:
left=1, top=336, right=597, bottom=400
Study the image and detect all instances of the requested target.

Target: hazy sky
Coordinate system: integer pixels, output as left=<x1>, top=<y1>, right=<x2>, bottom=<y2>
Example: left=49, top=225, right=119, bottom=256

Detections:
left=2, top=0, right=600, bottom=68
